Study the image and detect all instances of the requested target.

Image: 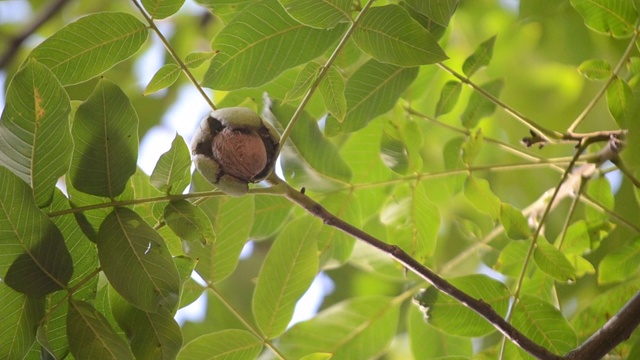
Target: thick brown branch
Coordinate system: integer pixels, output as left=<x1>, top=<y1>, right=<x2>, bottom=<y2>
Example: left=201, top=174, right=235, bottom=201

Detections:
left=566, top=291, right=640, bottom=360
left=269, top=175, right=564, bottom=360
left=0, top=0, right=72, bottom=70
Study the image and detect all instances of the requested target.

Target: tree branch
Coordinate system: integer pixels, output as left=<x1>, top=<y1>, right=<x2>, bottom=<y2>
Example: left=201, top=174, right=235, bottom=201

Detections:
left=566, top=291, right=640, bottom=360
left=0, top=0, right=72, bottom=70
left=267, top=175, right=564, bottom=360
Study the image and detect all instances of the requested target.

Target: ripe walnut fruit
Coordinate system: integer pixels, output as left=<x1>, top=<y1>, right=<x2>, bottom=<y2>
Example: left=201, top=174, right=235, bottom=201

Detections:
left=191, top=107, right=280, bottom=196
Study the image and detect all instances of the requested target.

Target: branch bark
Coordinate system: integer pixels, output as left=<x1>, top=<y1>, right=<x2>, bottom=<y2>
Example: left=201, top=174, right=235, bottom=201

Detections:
left=0, top=0, right=72, bottom=70
left=268, top=175, right=564, bottom=360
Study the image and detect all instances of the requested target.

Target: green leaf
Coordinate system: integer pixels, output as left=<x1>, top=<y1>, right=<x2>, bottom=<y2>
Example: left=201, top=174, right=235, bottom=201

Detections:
left=405, top=0, right=459, bottom=26
left=0, top=167, right=73, bottom=297
left=177, top=330, right=263, bottom=360
left=279, top=0, right=351, bottom=28
left=381, top=183, right=440, bottom=262
left=203, top=0, right=346, bottom=89
left=280, top=296, right=400, bottom=359
left=69, top=79, right=139, bottom=198
left=495, top=241, right=531, bottom=277
left=461, top=128, right=484, bottom=165
left=142, top=0, right=185, bottom=19
left=598, top=236, right=640, bottom=283
left=98, top=207, right=181, bottom=312
left=325, top=59, right=419, bottom=135
left=315, top=192, right=360, bottom=266
left=189, top=183, right=254, bottom=283
left=66, top=300, right=135, bottom=360
left=435, top=80, right=462, bottom=117
left=0, top=60, right=71, bottom=208
left=464, top=175, right=501, bottom=220
left=462, top=36, right=496, bottom=77
left=29, top=12, right=148, bottom=85
left=533, top=237, right=576, bottom=282
left=606, top=76, right=633, bottom=127
left=380, top=119, right=411, bottom=175
left=511, top=295, right=577, bottom=356
left=414, top=274, right=510, bottom=337
left=408, top=306, right=472, bottom=359
left=250, top=195, right=293, bottom=240
left=500, top=202, right=531, bottom=240
left=585, top=176, right=614, bottom=222
left=319, top=66, right=347, bottom=122
left=284, top=62, right=321, bottom=103
left=144, top=64, right=181, bottom=95
left=253, top=217, right=320, bottom=338
left=460, top=78, right=504, bottom=128
left=571, top=0, right=636, bottom=37
left=164, top=200, right=215, bottom=244
left=577, top=59, right=612, bottom=80
left=109, top=288, right=183, bottom=360
left=352, top=4, right=448, bottom=67
left=0, top=283, right=45, bottom=359
left=267, top=101, right=352, bottom=185
left=184, top=51, right=217, bottom=68
left=150, top=134, right=191, bottom=194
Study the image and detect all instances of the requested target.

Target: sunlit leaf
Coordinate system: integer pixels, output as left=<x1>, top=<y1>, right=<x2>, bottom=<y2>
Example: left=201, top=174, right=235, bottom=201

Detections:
left=319, top=66, right=347, bottom=122
left=29, top=12, right=148, bottom=85
left=266, top=101, right=352, bottom=185
left=177, top=330, right=263, bottom=360
left=585, top=176, right=614, bottom=222
left=250, top=195, right=293, bottom=240
left=98, top=207, right=181, bottom=312
left=284, top=62, right=321, bottom=103
left=435, top=80, right=462, bottom=117
left=606, top=76, right=633, bottom=127
left=462, top=36, right=496, bottom=77
left=164, top=200, right=215, bottom=244
left=110, top=288, right=183, bottom=360
left=69, top=79, right=138, bottom=198
left=279, top=0, right=351, bottom=28
left=405, top=0, right=459, bottom=26
left=0, top=60, right=71, bottom=208
left=533, top=237, right=576, bottom=282
left=500, top=202, right=531, bottom=240
left=316, top=192, right=360, bottom=266
left=511, top=295, right=577, bottom=356
left=253, top=217, right=320, bottom=338
left=150, top=134, right=191, bottom=194
left=325, top=59, right=419, bottom=135
left=0, top=167, right=73, bottom=297
left=144, top=64, right=181, bottom=95
left=142, top=0, right=185, bottom=19
left=280, top=296, right=400, bottom=359
left=189, top=179, right=254, bottom=283
left=0, top=283, right=44, bottom=359
left=67, top=300, right=134, bottom=359
left=495, top=241, right=530, bottom=277
left=408, top=306, right=472, bottom=359
left=464, top=175, right=501, bottom=220
left=203, top=0, right=346, bottom=89
left=578, top=59, right=612, bottom=80
left=461, top=128, right=483, bottom=166
left=460, top=78, right=504, bottom=128
left=414, top=275, right=510, bottom=337
left=571, top=0, right=636, bottom=37
left=598, top=236, right=640, bottom=284
left=352, top=4, right=447, bottom=66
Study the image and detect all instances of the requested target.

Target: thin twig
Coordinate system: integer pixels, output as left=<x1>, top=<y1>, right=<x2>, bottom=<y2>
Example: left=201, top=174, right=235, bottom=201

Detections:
left=267, top=174, right=563, bottom=360
left=276, top=0, right=376, bottom=153
left=130, top=0, right=217, bottom=110
left=567, top=25, right=640, bottom=133
left=0, top=0, right=72, bottom=69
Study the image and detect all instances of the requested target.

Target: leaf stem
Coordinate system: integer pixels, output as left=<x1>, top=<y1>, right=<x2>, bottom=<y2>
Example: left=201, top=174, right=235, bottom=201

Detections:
left=567, top=25, right=640, bottom=133
left=207, top=284, right=287, bottom=360
left=276, top=0, right=376, bottom=154
left=130, top=0, right=217, bottom=110
left=267, top=174, right=564, bottom=360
